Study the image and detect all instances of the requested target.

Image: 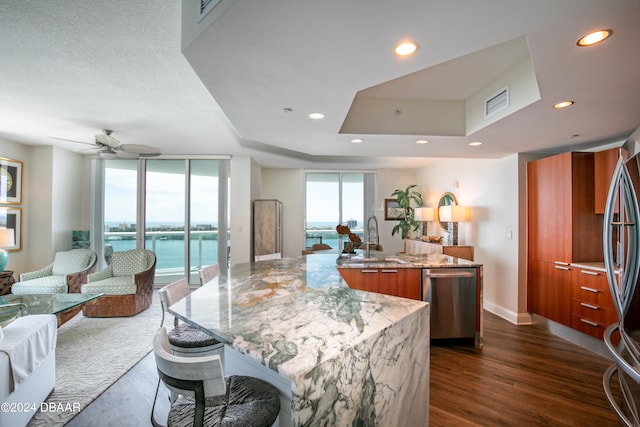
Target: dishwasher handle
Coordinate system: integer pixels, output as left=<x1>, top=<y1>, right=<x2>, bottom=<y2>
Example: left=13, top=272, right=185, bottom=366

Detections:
left=424, top=270, right=476, bottom=279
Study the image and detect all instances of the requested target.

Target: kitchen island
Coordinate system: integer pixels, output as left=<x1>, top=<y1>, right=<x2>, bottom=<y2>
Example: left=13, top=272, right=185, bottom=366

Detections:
left=168, top=253, right=430, bottom=426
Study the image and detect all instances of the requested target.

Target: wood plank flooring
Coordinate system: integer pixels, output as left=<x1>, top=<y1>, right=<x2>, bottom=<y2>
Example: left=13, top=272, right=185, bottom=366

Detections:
left=430, top=311, right=620, bottom=426
left=67, top=311, right=620, bottom=426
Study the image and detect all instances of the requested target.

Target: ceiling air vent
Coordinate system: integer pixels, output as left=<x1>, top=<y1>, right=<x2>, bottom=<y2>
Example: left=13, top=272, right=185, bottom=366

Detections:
left=199, top=0, right=223, bottom=21
left=484, top=86, right=509, bottom=118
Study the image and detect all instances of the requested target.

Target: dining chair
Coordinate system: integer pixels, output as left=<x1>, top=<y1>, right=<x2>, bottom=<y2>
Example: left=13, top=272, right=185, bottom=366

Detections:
left=254, top=253, right=282, bottom=261
left=151, top=327, right=280, bottom=427
left=198, top=264, right=220, bottom=286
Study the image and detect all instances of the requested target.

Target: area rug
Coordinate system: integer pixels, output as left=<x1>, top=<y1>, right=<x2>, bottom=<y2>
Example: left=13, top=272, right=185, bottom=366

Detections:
left=28, top=293, right=169, bottom=426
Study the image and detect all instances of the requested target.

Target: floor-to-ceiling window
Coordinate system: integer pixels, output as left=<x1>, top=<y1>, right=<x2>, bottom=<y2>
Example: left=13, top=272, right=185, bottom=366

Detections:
left=102, top=160, right=138, bottom=263
left=96, top=157, right=229, bottom=285
left=305, top=172, right=376, bottom=251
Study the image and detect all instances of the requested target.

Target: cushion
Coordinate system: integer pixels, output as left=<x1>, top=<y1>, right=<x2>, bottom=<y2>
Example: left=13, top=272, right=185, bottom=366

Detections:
left=52, top=249, right=93, bottom=276
left=81, top=277, right=137, bottom=295
left=11, top=276, right=68, bottom=294
left=112, top=250, right=147, bottom=277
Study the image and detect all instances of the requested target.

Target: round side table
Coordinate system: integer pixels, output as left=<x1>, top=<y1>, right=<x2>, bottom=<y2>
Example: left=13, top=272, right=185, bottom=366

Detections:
left=0, top=271, right=15, bottom=295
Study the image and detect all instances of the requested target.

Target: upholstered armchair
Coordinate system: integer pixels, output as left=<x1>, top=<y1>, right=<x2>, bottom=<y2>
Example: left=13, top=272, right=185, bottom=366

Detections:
left=12, top=249, right=97, bottom=295
left=81, top=249, right=156, bottom=317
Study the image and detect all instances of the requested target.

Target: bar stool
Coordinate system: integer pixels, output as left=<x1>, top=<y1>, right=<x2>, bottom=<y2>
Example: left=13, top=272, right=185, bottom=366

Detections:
left=158, top=278, right=223, bottom=357
left=152, top=327, right=280, bottom=427
left=198, top=264, right=220, bottom=286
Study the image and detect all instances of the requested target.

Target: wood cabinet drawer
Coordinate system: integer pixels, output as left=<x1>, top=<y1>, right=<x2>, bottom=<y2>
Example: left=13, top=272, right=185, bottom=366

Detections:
left=571, top=269, right=614, bottom=308
left=570, top=314, right=611, bottom=339
left=570, top=299, right=617, bottom=324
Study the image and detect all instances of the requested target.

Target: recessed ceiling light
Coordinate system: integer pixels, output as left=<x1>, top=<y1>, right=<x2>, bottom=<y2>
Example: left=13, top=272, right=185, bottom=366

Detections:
left=350, top=138, right=364, bottom=144
left=577, top=29, right=612, bottom=47
left=308, top=112, right=324, bottom=120
left=553, top=101, right=574, bottom=109
left=394, top=41, right=419, bottom=56
left=416, top=139, right=429, bottom=145
left=469, top=141, right=482, bottom=147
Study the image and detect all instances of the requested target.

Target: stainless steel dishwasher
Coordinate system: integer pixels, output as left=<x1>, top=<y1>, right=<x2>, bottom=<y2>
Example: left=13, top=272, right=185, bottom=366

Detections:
left=422, top=268, right=478, bottom=340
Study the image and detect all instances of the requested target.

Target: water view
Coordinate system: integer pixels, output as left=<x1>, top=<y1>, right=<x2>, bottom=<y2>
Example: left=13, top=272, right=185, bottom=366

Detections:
left=103, top=221, right=365, bottom=273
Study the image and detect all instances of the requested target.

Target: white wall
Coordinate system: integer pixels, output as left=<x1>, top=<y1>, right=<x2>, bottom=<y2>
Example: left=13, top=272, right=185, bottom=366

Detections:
left=376, top=169, right=420, bottom=254
left=229, top=156, right=254, bottom=266
left=414, top=155, right=524, bottom=323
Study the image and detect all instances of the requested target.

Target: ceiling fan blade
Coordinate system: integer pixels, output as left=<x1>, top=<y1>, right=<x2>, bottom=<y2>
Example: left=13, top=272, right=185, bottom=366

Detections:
left=119, top=144, right=161, bottom=156
left=49, top=136, right=96, bottom=147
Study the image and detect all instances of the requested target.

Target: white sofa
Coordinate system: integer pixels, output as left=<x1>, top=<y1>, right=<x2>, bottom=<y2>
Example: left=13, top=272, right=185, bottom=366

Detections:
left=0, top=314, right=57, bottom=427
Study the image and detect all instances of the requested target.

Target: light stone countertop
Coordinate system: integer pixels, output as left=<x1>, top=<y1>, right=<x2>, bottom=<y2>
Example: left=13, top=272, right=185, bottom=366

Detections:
left=168, top=253, right=430, bottom=426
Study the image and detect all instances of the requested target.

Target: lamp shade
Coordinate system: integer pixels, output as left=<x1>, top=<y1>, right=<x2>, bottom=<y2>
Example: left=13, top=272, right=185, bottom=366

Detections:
left=0, top=228, right=14, bottom=272
left=0, top=228, right=14, bottom=247
left=415, top=207, right=434, bottom=221
left=439, top=205, right=470, bottom=222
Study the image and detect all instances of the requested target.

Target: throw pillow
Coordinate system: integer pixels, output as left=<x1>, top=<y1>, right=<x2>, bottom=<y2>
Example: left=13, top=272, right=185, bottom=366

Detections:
left=52, top=249, right=93, bottom=276
left=112, top=250, right=148, bottom=277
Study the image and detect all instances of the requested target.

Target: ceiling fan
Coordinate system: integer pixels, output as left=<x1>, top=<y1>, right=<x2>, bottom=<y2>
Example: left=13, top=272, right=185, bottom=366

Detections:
left=51, top=129, right=161, bottom=158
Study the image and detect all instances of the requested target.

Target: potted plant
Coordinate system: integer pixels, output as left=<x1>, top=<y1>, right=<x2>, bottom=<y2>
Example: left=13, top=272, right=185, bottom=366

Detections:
left=390, top=184, right=423, bottom=240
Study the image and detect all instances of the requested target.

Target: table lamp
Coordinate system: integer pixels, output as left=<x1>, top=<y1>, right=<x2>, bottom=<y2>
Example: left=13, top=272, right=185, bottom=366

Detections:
left=438, top=205, right=470, bottom=245
left=415, top=207, right=434, bottom=238
left=0, top=228, right=15, bottom=272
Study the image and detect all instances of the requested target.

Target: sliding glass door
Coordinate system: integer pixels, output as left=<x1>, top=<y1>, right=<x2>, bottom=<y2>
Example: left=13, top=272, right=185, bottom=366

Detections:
left=305, top=172, right=374, bottom=251
left=97, top=158, right=229, bottom=285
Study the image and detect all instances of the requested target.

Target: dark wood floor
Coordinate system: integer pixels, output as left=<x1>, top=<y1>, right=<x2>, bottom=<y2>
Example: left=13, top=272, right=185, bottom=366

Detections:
left=430, top=312, right=620, bottom=426
left=67, top=311, right=621, bottom=426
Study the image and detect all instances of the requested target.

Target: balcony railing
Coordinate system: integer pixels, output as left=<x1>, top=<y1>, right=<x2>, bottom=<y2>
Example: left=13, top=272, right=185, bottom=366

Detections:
left=104, top=230, right=222, bottom=277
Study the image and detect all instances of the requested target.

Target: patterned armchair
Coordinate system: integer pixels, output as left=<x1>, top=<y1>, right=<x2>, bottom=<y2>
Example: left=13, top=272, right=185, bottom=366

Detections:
left=12, top=249, right=97, bottom=295
left=81, top=249, right=156, bottom=317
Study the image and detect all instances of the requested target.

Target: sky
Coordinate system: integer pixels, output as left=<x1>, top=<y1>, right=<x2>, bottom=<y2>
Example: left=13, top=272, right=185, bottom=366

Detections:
left=105, top=168, right=219, bottom=224
left=105, top=167, right=364, bottom=226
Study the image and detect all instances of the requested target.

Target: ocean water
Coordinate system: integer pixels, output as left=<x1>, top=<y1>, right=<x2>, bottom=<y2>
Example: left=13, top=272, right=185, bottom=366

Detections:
left=104, top=224, right=364, bottom=270
left=107, top=238, right=220, bottom=271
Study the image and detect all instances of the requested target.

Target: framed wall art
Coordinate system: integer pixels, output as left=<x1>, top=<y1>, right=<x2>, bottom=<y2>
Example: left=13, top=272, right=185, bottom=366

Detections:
left=0, top=157, right=23, bottom=204
left=384, top=198, right=405, bottom=220
left=0, top=207, right=21, bottom=251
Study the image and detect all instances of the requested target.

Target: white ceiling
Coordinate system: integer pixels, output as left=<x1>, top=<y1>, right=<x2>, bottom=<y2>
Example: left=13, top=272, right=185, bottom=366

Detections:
left=1, top=0, right=640, bottom=169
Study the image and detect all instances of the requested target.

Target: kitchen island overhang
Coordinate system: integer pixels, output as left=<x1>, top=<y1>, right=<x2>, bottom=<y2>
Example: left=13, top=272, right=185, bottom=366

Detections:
left=168, top=254, right=430, bottom=426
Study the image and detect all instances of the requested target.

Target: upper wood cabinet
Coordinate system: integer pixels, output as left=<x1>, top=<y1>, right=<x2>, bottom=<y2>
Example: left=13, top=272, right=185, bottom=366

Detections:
left=594, top=147, right=626, bottom=214
left=527, top=152, right=603, bottom=264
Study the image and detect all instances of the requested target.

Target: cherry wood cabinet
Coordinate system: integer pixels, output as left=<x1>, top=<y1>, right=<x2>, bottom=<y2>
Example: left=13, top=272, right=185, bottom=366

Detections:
left=570, top=267, right=616, bottom=339
left=527, top=152, right=603, bottom=327
left=594, top=147, right=626, bottom=214
left=338, top=268, right=422, bottom=300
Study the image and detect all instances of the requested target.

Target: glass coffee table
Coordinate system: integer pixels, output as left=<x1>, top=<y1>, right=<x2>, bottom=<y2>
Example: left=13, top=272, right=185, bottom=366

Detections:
left=0, top=293, right=103, bottom=327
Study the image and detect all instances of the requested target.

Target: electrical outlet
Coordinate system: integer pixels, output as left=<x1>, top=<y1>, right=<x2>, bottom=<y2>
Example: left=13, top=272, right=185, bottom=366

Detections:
left=506, top=229, right=513, bottom=240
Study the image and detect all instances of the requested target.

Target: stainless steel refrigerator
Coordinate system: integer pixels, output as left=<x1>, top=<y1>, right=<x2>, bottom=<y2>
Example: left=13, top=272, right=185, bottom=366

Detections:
left=253, top=199, right=283, bottom=257
left=602, top=127, right=640, bottom=426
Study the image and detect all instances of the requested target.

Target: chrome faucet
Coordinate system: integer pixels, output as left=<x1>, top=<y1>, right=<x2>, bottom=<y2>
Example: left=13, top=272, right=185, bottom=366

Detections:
left=365, top=215, right=379, bottom=258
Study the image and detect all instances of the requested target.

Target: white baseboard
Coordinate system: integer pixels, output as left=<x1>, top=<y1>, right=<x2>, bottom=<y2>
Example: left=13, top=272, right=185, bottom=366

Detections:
left=482, top=301, right=533, bottom=325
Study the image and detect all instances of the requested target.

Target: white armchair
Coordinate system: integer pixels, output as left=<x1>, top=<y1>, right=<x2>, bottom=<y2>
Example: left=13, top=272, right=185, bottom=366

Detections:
left=12, top=249, right=97, bottom=295
left=80, top=249, right=156, bottom=317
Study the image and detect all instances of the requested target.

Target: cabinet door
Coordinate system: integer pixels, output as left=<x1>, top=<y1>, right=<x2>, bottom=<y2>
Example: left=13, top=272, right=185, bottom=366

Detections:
left=527, top=153, right=573, bottom=263
left=338, top=268, right=379, bottom=293
left=594, top=147, right=625, bottom=214
left=528, top=260, right=572, bottom=326
left=379, top=268, right=422, bottom=300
